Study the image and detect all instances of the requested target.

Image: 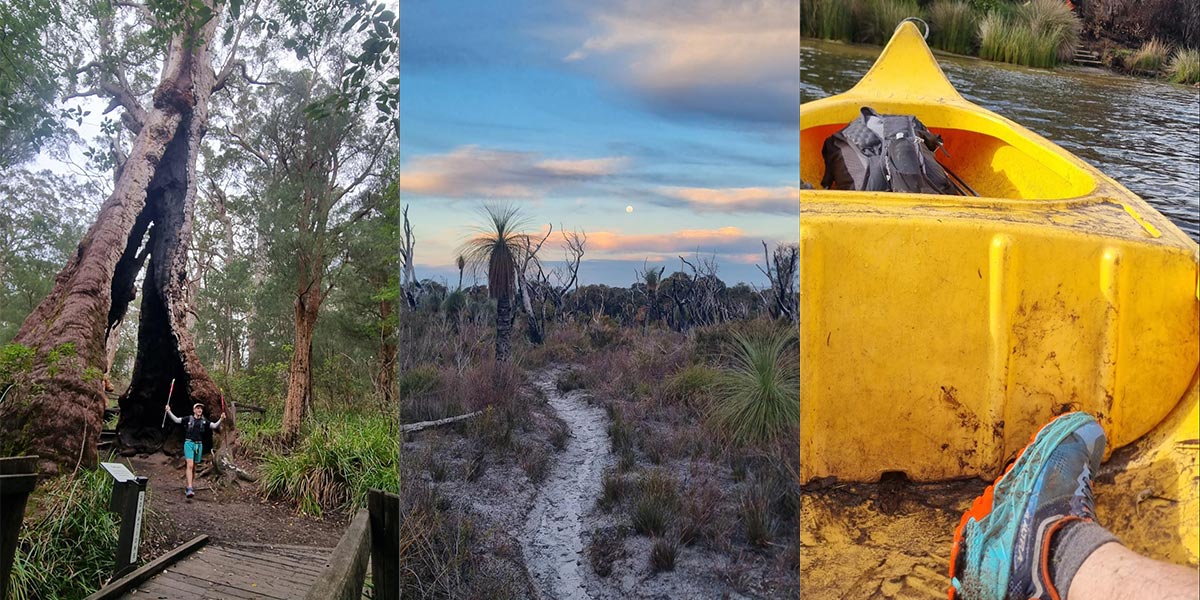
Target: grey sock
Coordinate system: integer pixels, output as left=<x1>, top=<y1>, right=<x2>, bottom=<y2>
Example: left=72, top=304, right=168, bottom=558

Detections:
left=1050, top=519, right=1120, bottom=598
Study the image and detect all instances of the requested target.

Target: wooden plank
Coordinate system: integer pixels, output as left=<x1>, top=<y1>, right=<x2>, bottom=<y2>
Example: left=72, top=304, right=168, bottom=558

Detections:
left=166, top=553, right=308, bottom=599
left=369, top=489, right=400, bottom=600
left=215, top=546, right=328, bottom=577
left=304, top=508, right=371, bottom=600
left=86, top=535, right=209, bottom=600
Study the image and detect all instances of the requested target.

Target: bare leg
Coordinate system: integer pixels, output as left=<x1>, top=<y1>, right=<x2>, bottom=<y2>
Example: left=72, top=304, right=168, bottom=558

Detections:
left=1068, top=543, right=1199, bottom=600
left=185, top=459, right=194, bottom=489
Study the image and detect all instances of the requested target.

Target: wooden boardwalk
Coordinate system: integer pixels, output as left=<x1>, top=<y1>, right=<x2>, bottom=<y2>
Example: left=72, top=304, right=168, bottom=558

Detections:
left=116, top=543, right=332, bottom=600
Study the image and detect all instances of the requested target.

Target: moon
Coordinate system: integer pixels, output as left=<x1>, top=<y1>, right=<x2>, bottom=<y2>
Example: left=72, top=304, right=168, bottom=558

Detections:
left=625, top=205, right=633, bottom=213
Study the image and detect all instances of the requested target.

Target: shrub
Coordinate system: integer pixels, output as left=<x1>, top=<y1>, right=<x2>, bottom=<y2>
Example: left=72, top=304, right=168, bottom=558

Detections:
left=519, top=444, right=550, bottom=483
left=631, top=470, right=678, bottom=536
left=929, top=1, right=979, bottom=55
left=555, top=368, right=588, bottom=393
left=649, top=537, right=678, bottom=572
left=1167, top=47, right=1200, bottom=83
left=708, top=328, right=800, bottom=447
left=398, top=482, right=476, bottom=598
left=260, top=412, right=399, bottom=516
left=1130, top=38, right=1172, bottom=73
left=661, top=364, right=718, bottom=408
left=9, top=467, right=119, bottom=600
left=679, top=479, right=723, bottom=545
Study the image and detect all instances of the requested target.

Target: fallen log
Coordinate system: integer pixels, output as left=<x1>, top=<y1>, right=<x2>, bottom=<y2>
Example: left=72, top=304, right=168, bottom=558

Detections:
left=400, top=411, right=484, bottom=434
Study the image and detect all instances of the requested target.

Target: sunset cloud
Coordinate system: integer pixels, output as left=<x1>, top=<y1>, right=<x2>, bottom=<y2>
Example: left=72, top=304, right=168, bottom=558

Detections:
left=659, top=186, right=799, bottom=214
left=565, top=0, right=800, bottom=123
left=400, top=146, right=628, bottom=199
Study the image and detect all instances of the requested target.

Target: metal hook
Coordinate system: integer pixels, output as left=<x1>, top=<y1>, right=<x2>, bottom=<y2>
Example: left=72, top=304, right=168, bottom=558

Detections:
left=898, top=17, right=930, bottom=40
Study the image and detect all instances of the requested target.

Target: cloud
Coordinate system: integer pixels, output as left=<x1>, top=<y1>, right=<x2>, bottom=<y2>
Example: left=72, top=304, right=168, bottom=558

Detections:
left=565, top=0, right=800, bottom=124
left=586, top=226, right=754, bottom=257
left=400, top=146, right=628, bottom=198
left=658, top=186, right=799, bottom=214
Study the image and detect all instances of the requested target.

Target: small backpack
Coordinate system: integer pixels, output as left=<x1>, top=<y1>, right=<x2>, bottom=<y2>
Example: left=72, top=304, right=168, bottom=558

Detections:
left=821, top=106, right=973, bottom=196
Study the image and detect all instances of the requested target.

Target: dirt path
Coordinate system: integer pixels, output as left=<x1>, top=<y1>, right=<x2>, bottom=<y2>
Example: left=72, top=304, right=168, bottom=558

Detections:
left=126, top=453, right=347, bottom=558
left=522, top=367, right=613, bottom=600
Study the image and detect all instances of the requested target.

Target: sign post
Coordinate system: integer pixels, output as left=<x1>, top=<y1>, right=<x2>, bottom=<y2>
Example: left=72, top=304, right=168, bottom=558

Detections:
left=100, top=462, right=148, bottom=578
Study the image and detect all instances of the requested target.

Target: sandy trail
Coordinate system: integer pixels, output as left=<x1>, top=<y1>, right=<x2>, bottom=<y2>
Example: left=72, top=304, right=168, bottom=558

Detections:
left=522, top=368, right=612, bottom=600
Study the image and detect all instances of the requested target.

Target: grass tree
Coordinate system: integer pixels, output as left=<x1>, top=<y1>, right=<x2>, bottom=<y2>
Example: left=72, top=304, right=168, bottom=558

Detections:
left=710, top=327, right=800, bottom=446
left=461, top=205, right=529, bottom=362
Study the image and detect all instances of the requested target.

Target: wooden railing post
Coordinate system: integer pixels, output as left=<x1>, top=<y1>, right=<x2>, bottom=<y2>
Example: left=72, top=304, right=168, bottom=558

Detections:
left=0, top=456, right=39, bottom=600
left=368, top=488, right=400, bottom=600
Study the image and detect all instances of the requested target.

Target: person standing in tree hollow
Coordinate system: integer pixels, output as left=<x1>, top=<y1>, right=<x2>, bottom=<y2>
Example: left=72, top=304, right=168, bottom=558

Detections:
left=165, top=402, right=224, bottom=498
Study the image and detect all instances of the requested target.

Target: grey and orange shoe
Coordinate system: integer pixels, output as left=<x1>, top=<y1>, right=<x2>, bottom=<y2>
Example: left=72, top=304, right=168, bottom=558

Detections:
left=948, top=412, right=1107, bottom=600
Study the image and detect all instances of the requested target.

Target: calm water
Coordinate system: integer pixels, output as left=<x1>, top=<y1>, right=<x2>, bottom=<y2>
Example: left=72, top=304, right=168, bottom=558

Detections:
left=801, top=40, right=1200, bottom=242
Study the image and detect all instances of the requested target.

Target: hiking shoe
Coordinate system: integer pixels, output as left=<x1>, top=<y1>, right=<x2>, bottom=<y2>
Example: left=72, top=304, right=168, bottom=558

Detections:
left=186, top=487, right=194, bottom=498
left=948, top=411, right=1106, bottom=600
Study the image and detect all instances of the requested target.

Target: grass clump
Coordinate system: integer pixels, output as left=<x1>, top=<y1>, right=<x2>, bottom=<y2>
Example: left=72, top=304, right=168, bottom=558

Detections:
left=260, top=412, right=399, bottom=516
left=801, top=0, right=856, bottom=41
left=662, top=364, right=718, bottom=408
left=9, top=467, right=119, bottom=600
left=929, top=1, right=978, bottom=55
left=649, top=537, right=678, bottom=572
left=555, top=368, right=588, bottom=393
left=1130, top=38, right=1171, bottom=74
left=631, top=470, right=679, bottom=537
left=709, top=328, right=799, bottom=447
left=1167, top=47, right=1200, bottom=83
left=741, top=480, right=773, bottom=548
left=598, top=468, right=628, bottom=511
left=978, top=0, right=1080, bottom=68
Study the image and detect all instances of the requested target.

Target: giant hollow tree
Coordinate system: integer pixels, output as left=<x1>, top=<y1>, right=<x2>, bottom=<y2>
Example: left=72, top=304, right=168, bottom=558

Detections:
left=0, top=0, right=255, bottom=472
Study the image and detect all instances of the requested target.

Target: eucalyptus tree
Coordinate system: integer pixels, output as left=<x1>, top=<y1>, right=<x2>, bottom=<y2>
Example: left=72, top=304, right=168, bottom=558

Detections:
left=221, top=59, right=393, bottom=442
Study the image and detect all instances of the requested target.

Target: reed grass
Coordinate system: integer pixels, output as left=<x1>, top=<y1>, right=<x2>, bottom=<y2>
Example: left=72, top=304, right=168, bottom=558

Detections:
left=260, top=412, right=399, bottom=516
left=1017, top=0, right=1080, bottom=64
left=978, top=1, right=1079, bottom=69
left=857, top=0, right=923, bottom=45
left=929, top=1, right=978, bottom=55
left=1167, top=47, right=1200, bottom=84
left=801, top=0, right=856, bottom=41
left=8, top=467, right=119, bottom=600
left=1130, top=38, right=1171, bottom=74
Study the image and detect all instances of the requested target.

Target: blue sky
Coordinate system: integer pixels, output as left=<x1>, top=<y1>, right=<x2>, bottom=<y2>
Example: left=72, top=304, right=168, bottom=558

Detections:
left=399, top=0, right=799, bottom=286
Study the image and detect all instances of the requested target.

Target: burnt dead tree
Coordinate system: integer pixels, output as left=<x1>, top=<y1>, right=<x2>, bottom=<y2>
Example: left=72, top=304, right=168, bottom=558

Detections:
left=0, top=2, right=249, bottom=471
left=758, top=241, right=799, bottom=322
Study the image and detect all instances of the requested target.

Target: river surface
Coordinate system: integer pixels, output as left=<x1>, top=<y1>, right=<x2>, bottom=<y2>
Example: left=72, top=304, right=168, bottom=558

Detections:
left=801, top=39, right=1200, bottom=242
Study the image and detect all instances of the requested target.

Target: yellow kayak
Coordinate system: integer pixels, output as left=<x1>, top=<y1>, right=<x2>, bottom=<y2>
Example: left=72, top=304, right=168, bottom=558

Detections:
left=799, top=20, right=1199, bottom=583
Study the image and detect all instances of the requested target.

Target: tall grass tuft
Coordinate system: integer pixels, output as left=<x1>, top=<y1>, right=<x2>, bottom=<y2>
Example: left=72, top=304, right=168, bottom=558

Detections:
left=929, top=1, right=979, bottom=55
left=1167, top=47, right=1200, bottom=83
left=1130, top=38, right=1172, bottom=74
left=857, top=0, right=923, bottom=45
left=978, top=0, right=1080, bottom=68
left=631, top=470, right=679, bottom=536
left=260, top=412, right=399, bottom=516
left=9, top=467, right=119, bottom=600
left=709, top=328, right=800, bottom=447
left=801, top=0, right=856, bottom=41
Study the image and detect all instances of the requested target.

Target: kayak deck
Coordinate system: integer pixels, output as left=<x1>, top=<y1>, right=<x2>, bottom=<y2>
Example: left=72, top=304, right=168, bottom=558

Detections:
left=799, top=22, right=1200, bottom=484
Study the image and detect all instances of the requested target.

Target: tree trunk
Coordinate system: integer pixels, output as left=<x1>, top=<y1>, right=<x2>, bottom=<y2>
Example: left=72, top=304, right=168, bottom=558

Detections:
left=282, top=290, right=320, bottom=444
left=495, top=295, right=514, bottom=362
left=376, top=298, right=396, bottom=407
left=0, top=9, right=226, bottom=471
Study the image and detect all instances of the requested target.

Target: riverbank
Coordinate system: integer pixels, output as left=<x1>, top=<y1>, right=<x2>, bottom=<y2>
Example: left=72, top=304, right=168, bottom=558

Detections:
left=800, top=0, right=1200, bottom=85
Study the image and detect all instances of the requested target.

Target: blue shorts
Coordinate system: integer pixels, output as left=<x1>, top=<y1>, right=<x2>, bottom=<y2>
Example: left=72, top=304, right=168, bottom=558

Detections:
left=183, top=439, right=203, bottom=463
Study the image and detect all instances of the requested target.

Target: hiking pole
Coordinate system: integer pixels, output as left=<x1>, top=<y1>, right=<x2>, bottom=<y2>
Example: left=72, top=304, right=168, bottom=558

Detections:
left=161, top=378, right=176, bottom=428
